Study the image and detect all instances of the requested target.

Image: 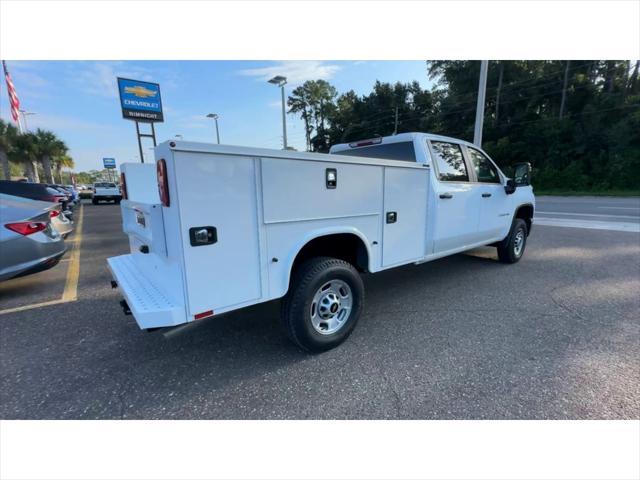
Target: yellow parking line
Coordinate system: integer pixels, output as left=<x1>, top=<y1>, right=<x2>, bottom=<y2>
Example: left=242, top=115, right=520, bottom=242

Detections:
left=61, top=203, right=84, bottom=301
left=0, top=203, right=84, bottom=316
left=0, top=298, right=70, bottom=315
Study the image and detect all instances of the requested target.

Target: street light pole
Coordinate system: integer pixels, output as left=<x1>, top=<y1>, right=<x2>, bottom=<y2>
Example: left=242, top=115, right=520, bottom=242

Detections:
left=19, top=110, right=36, bottom=131
left=206, top=113, right=220, bottom=144
left=268, top=76, right=288, bottom=150
left=473, top=60, right=489, bottom=147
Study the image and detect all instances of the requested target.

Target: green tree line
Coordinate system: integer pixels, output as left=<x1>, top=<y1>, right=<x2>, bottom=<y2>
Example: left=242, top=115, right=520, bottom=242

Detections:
left=288, top=61, right=640, bottom=193
left=0, top=119, right=75, bottom=184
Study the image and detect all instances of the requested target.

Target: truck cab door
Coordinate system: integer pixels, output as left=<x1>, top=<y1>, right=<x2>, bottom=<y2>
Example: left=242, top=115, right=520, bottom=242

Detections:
left=428, top=140, right=482, bottom=253
left=465, top=146, right=512, bottom=241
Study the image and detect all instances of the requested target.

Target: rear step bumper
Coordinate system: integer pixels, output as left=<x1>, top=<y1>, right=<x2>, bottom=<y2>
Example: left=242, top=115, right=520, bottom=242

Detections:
left=107, top=254, right=186, bottom=329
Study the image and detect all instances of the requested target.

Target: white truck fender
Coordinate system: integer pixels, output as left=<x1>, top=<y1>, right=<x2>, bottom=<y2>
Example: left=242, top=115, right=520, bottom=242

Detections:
left=275, top=225, right=374, bottom=298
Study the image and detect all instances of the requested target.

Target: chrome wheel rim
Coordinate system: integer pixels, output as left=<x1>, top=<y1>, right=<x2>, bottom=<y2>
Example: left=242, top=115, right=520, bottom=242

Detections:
left=514, top=228, right=525, bottom=257
left=310, top=279, right=353, bottom=335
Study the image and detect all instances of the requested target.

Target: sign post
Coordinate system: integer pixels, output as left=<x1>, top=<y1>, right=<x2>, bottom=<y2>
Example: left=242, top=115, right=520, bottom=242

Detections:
left=117, top=78, right=164, bottom=163
left=103, top=158, right=116, bottom=182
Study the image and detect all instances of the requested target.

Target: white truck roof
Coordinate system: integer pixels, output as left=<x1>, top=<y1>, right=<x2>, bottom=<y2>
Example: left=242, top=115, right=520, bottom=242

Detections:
left=329, top=132, right=482, bottom=154
left=162, top=140, right=428, bottom=169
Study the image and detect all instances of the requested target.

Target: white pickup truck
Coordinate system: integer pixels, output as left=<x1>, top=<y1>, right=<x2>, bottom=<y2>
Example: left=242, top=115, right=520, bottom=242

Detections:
left=92, top=182, right=122, bottom=204
left=108, top=132, right=534, bottom=352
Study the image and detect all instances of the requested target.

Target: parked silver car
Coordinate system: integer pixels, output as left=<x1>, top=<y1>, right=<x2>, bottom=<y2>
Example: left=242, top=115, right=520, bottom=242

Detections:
left=0, top=194, right=67, bottom=282
left=1, top=193, right=73, bottom=237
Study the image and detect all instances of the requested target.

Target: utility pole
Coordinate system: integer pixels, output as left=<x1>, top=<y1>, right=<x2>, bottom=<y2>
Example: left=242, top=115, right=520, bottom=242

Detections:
left=559, top=60, right=570, bottom=120
left=393, top=106, right=399, bottom=135
left=473, top=60, right=489, bottom=147
left=495, top=62, right=504, bottom=125
left=20, top=110, right=36, bottom=131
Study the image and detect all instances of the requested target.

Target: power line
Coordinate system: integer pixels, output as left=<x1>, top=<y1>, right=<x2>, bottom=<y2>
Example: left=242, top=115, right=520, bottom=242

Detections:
left=428, top=60, right=597, bottom=108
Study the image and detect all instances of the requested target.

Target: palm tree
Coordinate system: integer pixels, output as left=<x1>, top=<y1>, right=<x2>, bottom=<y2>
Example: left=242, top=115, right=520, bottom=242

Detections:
left=0, top=119, right=19, bottom=180
left=53, top=154, right=75, bottom=184
left=33, top=129, right=67, bottom=184
left=10, top=132, right=40, bottom=182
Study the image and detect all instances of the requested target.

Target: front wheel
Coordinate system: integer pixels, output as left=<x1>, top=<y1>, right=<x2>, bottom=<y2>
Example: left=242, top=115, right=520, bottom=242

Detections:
left=281, top=256, right=364, bottom=353
left=497, top=218, right=528, bottom=263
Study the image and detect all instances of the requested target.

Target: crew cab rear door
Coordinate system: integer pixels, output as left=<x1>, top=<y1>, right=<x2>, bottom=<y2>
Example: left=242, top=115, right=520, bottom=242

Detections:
left=428, top=140, right=482, bottom=253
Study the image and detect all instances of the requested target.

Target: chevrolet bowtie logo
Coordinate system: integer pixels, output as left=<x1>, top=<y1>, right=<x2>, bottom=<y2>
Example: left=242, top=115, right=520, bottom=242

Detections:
left=124, top=85, right=157, bottom=98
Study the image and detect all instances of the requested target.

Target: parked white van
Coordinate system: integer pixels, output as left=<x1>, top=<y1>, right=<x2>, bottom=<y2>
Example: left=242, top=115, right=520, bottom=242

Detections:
left=108, top=133, right=534, bottom=352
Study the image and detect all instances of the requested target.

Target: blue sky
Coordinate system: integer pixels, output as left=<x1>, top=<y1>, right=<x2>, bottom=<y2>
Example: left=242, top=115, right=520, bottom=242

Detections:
left=1, top=61, right=432, bottom=172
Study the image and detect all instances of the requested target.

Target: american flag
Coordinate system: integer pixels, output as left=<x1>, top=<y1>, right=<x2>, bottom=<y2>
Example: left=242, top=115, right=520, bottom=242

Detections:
left=2, top=60, right=21, bottom=124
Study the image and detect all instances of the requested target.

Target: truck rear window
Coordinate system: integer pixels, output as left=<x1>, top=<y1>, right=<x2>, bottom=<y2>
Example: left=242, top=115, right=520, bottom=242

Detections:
left=334, top=141, right=416, bottom=162
left=95, top=183, right=116, bottom=188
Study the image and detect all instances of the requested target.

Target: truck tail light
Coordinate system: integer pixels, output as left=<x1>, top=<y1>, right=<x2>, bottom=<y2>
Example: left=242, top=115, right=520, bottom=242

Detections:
left=349, top=137, right=382, bottom=148
left=157, top=159, right=170, bottom=207
left=5, top=221, right=47, bottom=236
left=49, top=210, right=60, bottom=218
left=120, top=172, right=128, bottom=200
left=194, top=310, right=214, bottom=320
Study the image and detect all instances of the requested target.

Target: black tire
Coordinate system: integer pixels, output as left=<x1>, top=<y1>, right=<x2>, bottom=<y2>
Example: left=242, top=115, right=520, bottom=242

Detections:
left=497, top=218, right=528, bottom=264
left=115, top=199, right=121, bottom=205
left=92, top=198, right=98, bottom=205
left=281, top=256, right=364, bottom=353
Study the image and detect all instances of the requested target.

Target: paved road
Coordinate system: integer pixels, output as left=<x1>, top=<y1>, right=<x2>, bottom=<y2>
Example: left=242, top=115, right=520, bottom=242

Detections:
left=536, top=196, right=640, bottom=232
left=1, top=198, right=638, bottom=419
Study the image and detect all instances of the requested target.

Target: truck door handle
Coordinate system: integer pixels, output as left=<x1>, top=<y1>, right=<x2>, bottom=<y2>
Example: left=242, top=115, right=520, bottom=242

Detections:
left=482, top=193, right=492, bottom=198
left=439, top=193, right=453, bottom=199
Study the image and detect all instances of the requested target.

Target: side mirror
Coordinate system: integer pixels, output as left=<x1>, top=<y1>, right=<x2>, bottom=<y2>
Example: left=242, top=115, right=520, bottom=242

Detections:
left=513, top=162, right=532, bottom=186
left=504, top=179, right=517, bottom=195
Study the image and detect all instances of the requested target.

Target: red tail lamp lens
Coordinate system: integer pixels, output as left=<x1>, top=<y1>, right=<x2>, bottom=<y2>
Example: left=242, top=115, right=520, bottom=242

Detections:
left=49, top=210, right=60, bottom=218
left=194, top=310, right=214, bottom=320
left=349, top=137, right=382, bottom=148
left=120, top=172, right=128, bottom=200
left=5, top=222, right=47, bottom=236
left=157, top=159, right=170, bottom=207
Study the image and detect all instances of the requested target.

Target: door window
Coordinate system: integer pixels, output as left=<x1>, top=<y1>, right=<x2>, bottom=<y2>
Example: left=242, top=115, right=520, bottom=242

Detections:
left=467, top=148, right=500, bottom=183
left=430, top=141, right=469, bottom=182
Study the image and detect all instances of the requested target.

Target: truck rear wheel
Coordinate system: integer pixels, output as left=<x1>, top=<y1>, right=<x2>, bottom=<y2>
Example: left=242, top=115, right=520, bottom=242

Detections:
left=281, top=256, right=364, bottom=353
left=497, top=218, right=528, bottom=264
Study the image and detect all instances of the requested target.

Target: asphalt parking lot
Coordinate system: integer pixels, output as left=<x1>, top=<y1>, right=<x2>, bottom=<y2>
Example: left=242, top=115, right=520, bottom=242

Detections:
left=1, top=197, right=638, bottom=419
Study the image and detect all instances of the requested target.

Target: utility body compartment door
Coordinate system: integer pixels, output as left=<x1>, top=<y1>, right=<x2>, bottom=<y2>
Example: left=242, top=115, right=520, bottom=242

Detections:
left=173, top=152, right=262, bottom=316
left=381, top=167, right=428, bottom=267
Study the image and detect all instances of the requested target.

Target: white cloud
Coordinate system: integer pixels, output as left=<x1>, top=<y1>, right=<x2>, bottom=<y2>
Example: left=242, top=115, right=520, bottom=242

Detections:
left=238, top=61, right=341, bottom=85
left=173, top=113, right=211, bottom=131
left=71, top=61, right=154, bottom=99
left=2, top=63, right=51, bottom=101
left=24, top=113, right=118, bottom=134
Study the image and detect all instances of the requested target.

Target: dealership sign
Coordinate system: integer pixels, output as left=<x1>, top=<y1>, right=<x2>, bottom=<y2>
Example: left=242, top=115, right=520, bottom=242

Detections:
left=117, top=77, right=164, bottom=122
left=103, top=158, right=116, bottom=169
